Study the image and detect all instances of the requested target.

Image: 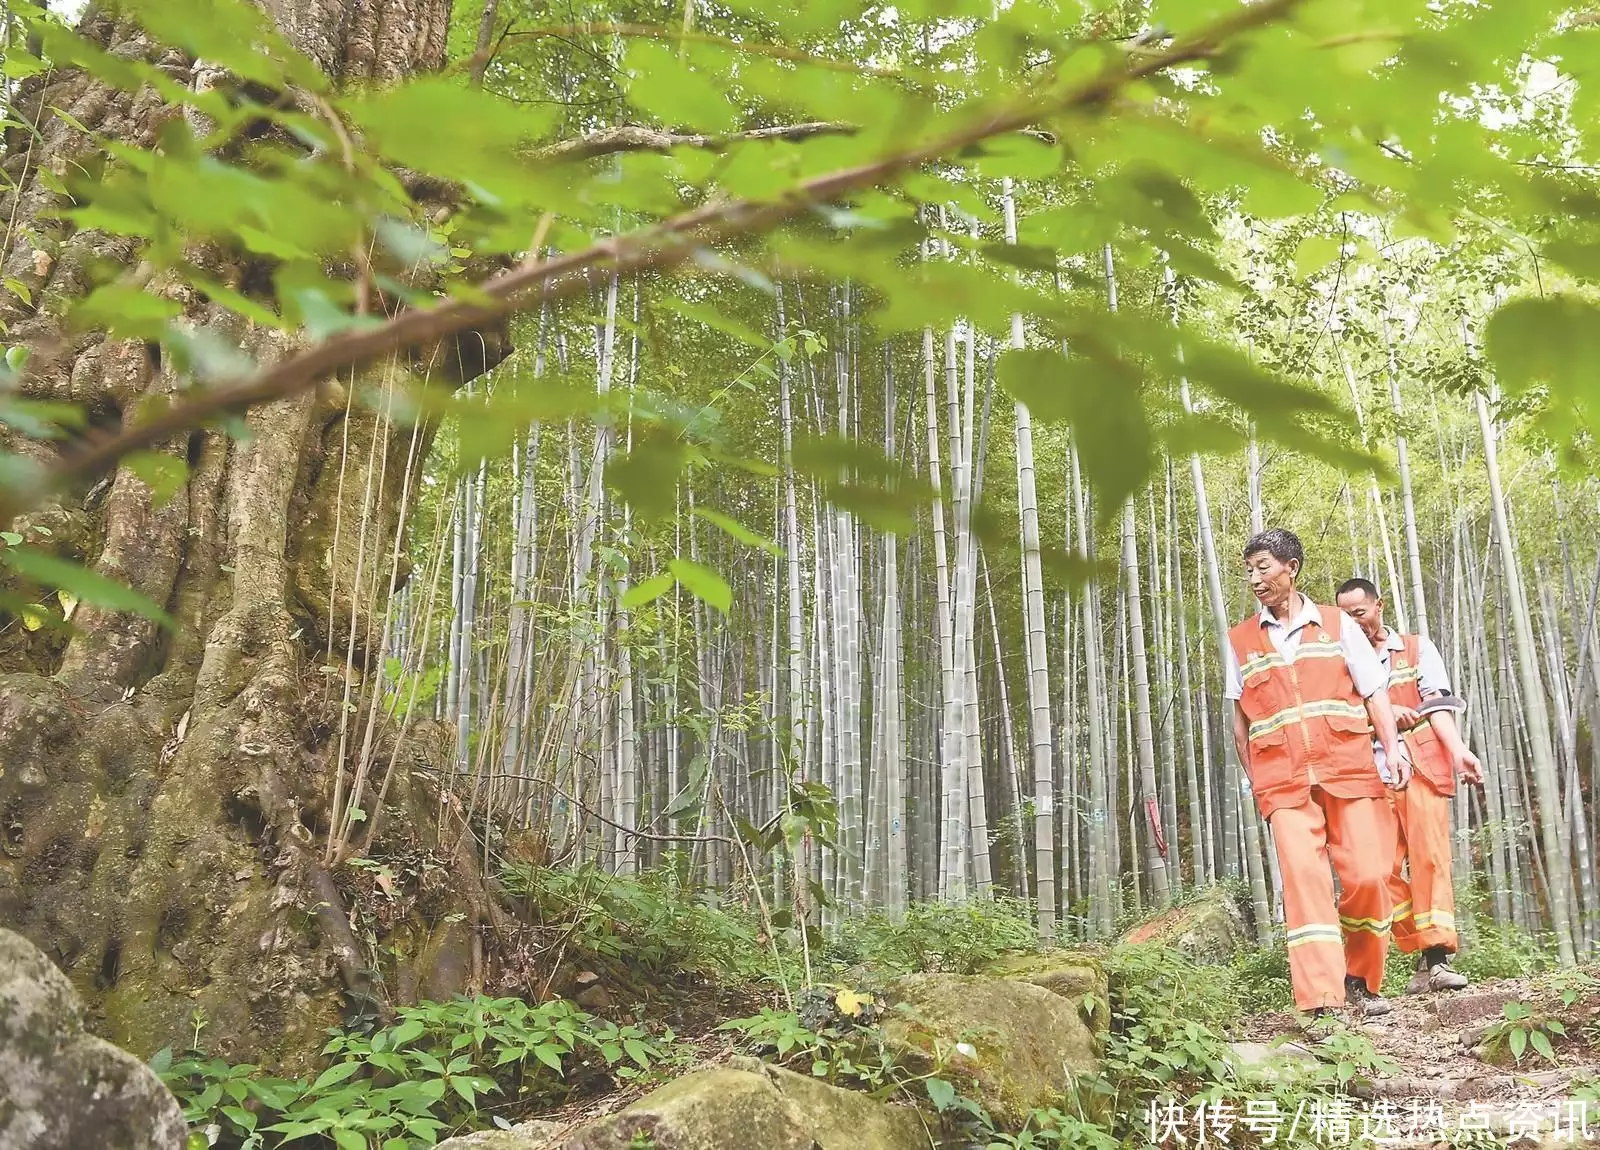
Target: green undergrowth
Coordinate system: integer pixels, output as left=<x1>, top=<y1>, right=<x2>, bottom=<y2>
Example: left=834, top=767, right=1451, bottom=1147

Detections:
left=154, top=995, right=682, bottom=1149
left=825, top=896, right=1039, bottom=976
left=498, top=862, right=799, bottom=989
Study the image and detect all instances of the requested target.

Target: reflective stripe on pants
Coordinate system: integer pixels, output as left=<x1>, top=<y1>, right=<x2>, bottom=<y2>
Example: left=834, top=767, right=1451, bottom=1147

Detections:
left=1389, top=775, right=1458, bottom=954
left=1269, top=788, right=1396, bottom=1011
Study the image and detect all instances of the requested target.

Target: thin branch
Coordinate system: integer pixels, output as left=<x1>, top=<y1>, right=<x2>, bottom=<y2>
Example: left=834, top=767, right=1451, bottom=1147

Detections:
left=536, top=120, right=848, bottom=162
left=0, top=0, right=1304, bottom=527
left=468, top=0, right=503, bottom=87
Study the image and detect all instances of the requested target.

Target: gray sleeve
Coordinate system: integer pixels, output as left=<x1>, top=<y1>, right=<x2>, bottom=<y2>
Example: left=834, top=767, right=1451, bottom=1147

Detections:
left=1222, top=640, right=1243, bottom=701
left=1339, top=611, right=1387, bottom=698
left=1416, top=636, right=1452, bottom=697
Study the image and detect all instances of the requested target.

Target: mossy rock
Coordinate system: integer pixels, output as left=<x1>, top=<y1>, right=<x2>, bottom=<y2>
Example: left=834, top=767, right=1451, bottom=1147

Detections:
left=883, top=973, right=1100, bottom=1130
left=562, top=1062, right=931, bottom=1150
left=979, top=950, right=1108, bottom=1026
left=435, top=1121, right=564, bottom=1149
left=1121, top=886, right=1246, bottom=964
left=0, top=928, right=187, bottom=1150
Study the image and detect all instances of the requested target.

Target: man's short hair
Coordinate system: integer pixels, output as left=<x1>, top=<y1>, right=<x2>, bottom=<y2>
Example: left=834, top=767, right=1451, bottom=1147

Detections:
left=1337, top=577, right=1380, bottom=601
left=1243, top=528, right=1303, bottom=568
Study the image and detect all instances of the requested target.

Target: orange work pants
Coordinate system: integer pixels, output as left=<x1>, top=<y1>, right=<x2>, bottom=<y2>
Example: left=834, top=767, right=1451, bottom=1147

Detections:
left=1388, top=777, right=1458, bottom=954
left=1268, top=787, right=1395, bottom=1011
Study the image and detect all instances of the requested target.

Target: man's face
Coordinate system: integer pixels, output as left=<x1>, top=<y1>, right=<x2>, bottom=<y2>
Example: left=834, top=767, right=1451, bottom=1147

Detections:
left=1244, top=549, right=1298, bottom=614
left=1337, top=589, right=1385, bottom=643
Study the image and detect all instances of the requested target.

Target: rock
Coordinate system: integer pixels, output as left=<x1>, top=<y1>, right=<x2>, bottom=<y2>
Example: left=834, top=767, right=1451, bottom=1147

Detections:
left=882, top=973, right=1098, bottom=1128
left=562, top=1062, right=930, bottom=1150
left=1228, top=1040, right=1320, bottom=1082
left=0, top=928, right=187, bottom=1150
left=436, top=1120, right=565, bottom=1149
left=979, top=950, right=1107, bottom=1016
left=1120, top=885, right=1247, bottom=963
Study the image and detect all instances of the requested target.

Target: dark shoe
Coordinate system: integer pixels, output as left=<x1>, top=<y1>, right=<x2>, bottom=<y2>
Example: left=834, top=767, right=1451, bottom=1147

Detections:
left=1427, top=961, right=1468, bottom=991
left=1345, top=976, right=1392, bottom=1018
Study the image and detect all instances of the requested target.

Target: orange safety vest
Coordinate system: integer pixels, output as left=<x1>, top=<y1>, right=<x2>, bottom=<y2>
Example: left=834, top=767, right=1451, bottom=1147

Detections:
left=1386, top=633, right=1456, bottom=796
left=1228, top=603, right=1384, bottom=819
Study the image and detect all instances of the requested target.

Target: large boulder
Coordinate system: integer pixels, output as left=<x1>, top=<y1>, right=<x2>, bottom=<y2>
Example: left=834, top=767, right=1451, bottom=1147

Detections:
left=979, top=949, right=1108, bottom=1020
left=882, top=973, right=1099, bottom=1129
left=1121, top=886, right=1247, bottom=963
left=0, top=928, right=187, bottom=1150
left=562, top=1061, right=931, bottom=1150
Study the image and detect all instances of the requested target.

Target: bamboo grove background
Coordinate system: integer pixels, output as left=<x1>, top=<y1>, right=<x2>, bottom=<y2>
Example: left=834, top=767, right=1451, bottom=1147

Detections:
left=344, top=215, right=1600, bottom=961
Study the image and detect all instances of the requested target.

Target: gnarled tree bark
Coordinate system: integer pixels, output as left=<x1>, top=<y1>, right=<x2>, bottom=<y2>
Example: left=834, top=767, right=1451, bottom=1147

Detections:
left=0, top=0, right=512, bottom=1070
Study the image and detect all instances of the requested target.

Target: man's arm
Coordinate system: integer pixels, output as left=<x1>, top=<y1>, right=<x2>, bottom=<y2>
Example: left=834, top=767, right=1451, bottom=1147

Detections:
left=1337, top=612, right=1412, bottom=789
left=1365, top=690, right=1412, bottom=789
left=1423, top=708, right=1483, bottom=784
left=1232, top=701, right=1251, bottom=770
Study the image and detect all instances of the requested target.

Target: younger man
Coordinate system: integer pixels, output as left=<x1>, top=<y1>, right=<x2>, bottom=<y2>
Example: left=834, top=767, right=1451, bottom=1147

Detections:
left=1336, top=578, right=1483, bottom=993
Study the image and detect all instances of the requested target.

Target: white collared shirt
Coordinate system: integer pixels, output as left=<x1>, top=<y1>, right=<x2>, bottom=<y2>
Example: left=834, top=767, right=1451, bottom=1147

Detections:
left=1222, top=593, right=1387, bottom=701
left=1371, top=627, right=1451, bottom=697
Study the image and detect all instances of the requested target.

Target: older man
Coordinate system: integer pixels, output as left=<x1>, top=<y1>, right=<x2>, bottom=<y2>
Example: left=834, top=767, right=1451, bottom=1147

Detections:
left=1336, top=577, right=1483, bottom=994
left=1225, top=529, right=1411, bottom=1025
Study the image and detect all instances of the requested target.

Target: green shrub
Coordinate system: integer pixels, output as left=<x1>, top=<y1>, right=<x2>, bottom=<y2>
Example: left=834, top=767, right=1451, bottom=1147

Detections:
left=1453, top=918, right=1553, bottom=982
left=1229, top=946, right=1295, bottom=1011
left=499, top=863, right=787, bottom=985
left=154, top=995, right=675, bottom=1149
left=826, top=896, right=1038, bottom=976
left=718, top=986, right=929, bottom=1100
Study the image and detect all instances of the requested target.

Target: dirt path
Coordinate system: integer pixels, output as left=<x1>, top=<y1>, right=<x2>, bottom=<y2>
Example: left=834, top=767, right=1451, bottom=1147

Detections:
left=1233, top=981, right=1600, bottom=1146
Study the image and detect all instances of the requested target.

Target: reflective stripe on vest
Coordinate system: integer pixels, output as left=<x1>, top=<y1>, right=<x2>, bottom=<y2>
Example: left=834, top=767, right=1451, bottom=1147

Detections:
left=1228, top=603, right=1383, bottom=817
left=1387, top=632, right=1456, bottom=794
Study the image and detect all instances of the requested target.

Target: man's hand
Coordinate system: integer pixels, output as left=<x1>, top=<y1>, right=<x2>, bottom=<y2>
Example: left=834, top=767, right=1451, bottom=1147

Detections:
left=1453, top=745, right=1484, bottom=785
left=1392, top=705, right=1421, bottom=731
left=1387, top=743, right=1413, bottom=790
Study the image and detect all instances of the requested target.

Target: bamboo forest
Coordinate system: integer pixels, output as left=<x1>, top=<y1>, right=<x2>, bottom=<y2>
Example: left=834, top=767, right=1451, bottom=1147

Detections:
left=17, top=1, right=1600, bottom=1148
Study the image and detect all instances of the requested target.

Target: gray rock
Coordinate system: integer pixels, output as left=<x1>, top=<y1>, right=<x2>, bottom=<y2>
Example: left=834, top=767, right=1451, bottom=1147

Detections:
left=1121, top=885, right=1247, bottom=963
left=562, top=1062, right=930, bottom=1150
left=436, top=1120, right=565, bottom=1149
left=0, top=928, right=187, bottom=1150
left=882, top=973, right=1100, bottom=1128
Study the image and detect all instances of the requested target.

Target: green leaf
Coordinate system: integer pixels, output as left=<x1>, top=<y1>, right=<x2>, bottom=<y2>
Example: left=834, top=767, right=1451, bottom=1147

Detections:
left=621, top=574, right=675, bottom=610
left=1509, top=1027, right=1528, bottom=1062
left=2, top=549, right=174, bottom=629
left=1530, top=1029, right=1555, bottom=1063
left=669, top=558, right=732, bottom=614
left=1293, top=236, right=1341, bottom=279
left=998, top=348, right=1149, bottom=521
left=123, top=452, right=188, bottom=509
left=388, top=1018, right=425, bottom=1048
left=333, top=1129, right=366, bottom=1150
left=693, top=506, right=782, bottom=555
left=625, top=41, right=736, bottom=133
left=1485, top=295, right=1600, bottom=404
left=117, top=0, right=327, bottom=92
left=343, top=78, right=554, bottom=196
left=926, top=1077, right=957, bottom=1112
left=607, top=438, right=691, bottom=522
left=72, top=284, right=180, bottom=341
left=309, top=1060, right=364, bottom=1093
left=220, top=1106, right=257, bottom=1133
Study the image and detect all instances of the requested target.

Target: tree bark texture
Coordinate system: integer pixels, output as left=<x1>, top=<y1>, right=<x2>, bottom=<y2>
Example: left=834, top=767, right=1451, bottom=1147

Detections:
left=0, top=0, right=513, bottom=1070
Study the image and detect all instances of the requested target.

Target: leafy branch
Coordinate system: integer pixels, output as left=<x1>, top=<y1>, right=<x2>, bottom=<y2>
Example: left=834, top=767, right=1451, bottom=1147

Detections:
left=0, top=0, right=1304, bottom=529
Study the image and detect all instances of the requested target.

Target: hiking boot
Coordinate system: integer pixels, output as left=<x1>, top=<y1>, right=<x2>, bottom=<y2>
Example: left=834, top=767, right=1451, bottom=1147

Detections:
left=1345, top=976, right=1392, bottom=1019
left=1404, top=965, right=1433, bottom=995
left=1426, top=961, right=1468, bottom=991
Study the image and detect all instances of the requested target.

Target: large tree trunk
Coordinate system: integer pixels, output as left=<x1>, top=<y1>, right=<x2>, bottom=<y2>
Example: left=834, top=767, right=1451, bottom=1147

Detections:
left=0, top=0, right=513, bottom=1071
